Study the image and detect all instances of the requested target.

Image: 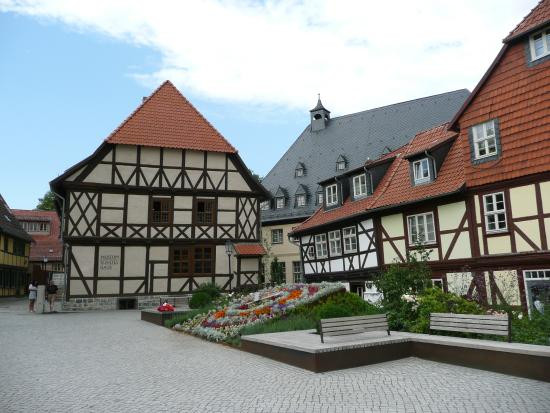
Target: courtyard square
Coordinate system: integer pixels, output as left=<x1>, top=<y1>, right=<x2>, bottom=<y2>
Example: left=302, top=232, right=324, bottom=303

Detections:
left=1, top=299, right=549, bottom=413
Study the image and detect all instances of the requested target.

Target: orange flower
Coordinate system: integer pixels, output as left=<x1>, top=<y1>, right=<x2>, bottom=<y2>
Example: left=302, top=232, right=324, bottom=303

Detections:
left=239, top=311, right=250, bottom=317
left=253, top=306, right=271, bottom=316
left=213, top=310, right=226, bottom=319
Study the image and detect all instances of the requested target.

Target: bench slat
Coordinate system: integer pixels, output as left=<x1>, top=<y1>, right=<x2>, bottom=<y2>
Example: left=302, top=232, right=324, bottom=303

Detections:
left=430, top=321, right=508, bottom=332
left=321, top=314, right=386, bottom=324
left=323, top=326, right=389, bottom=336
left=430, top=325, right=509, bottom=336
left=431, top=313, right=508, bottom=321
left=321, top=318, right=387, bottom=328
left=430, top=317, right=508, bottom=326
left=323, top=322, right=388, bottom=333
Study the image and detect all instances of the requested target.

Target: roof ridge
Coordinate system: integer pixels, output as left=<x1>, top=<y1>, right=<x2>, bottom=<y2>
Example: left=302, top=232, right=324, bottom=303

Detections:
left=103, top=80, right=169, bottom=143
left=330, top=89, right=469, bottom=121
left=166, top=82, right=237, bottom=153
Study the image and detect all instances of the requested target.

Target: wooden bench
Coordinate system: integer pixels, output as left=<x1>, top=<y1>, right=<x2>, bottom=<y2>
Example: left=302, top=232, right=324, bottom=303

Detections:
left=429, top=312, right=511, bottom=342
left=319, top=314, right=390, bottom=343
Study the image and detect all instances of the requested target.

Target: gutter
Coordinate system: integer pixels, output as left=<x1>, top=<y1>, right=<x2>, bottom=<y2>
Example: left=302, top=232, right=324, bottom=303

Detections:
left=51, top=190, right=67, bottom=308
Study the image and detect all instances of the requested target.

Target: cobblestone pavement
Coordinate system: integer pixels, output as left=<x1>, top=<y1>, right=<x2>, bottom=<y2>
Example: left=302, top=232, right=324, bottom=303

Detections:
left=1, top=299, right=550, bottom=413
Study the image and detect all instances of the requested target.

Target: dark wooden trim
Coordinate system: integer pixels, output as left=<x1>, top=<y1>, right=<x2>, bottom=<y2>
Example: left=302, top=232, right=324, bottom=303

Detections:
left=512, top=222, right=540, bottom=251
left=535, top=182, right=548, bottom=251
left=380, top=225, right=405, bottom=263
left=442, top=212, right=468, bottom=261
left=504, top=188, right=516, bottom=253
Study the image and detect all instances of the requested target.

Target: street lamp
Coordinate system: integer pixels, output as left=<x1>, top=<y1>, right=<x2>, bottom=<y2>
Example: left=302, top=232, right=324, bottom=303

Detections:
left=225, top=240, right=234, bottom=286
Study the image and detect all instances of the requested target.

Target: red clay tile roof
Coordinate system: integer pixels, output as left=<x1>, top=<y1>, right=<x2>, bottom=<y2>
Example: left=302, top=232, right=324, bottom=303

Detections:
left=12, top=210, right=63, bottom=261
left=293, top=124, right=464, bottom=233
left=105, top=80, right=237, bottom=153
left=233, top=243, right=267, bottom=256
left=505, top=0, right=550, bottom=41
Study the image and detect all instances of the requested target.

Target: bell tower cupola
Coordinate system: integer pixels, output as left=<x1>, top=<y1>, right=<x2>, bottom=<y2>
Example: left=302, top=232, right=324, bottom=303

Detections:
left=310, top=94, right=330, bottom=132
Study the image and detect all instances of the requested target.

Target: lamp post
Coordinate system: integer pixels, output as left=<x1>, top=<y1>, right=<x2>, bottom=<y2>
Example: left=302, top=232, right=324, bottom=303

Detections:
left=225, top=240, right=234, bottom=286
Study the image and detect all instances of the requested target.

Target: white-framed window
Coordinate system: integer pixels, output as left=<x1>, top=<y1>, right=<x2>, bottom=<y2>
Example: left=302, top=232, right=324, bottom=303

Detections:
left=336, top=161, right=346, bottom=170
left=524, top=269, right=550, bottom=280
left=407, top=212, right=436, bottom=245
left=292, top=261, right=303, bottom=283
left=343, top=226, right=357, bottom=253
left=328, top=230, right=342, bottom=256
left=271, top=229, right=283, bottom=244
left=326, top=184, right=338, bottom=206
left=316, top=192, right=324, bottom=205
left=260, top=201, right=270, bottom=211
left=296, top=194, right=306, bottom=207
left=276, top=197, right=285, bottom=209
left=472, top=120, right=497, bottom=160
left=413, top=158, right=431, bottom=184
left=353, top=174, right=368, bottom=197
left=307, top=245, right=315, bottom=260
left=21, top=221, right=50, bottom=233
left=483, top=192, right=507, bottom=232
left=432, top=278, right=443, bottom=289
left=315, top=234, right=328, bottom=258
left=529, top=27, right=550, bottom=61
left=295, top=167, right=304, bottom=177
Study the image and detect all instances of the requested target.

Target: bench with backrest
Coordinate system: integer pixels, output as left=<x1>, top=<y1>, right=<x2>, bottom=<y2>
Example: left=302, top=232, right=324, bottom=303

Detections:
left=429, top=312, right=511, bottom=342
left=319, top=314, right=390, bottom=343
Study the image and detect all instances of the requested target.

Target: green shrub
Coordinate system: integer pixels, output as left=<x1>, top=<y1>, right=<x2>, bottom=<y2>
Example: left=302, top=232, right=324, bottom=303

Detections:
left=408, top=288, right=483, bottom=333
left=240, top=314, right=318, bottom=337
left=189, top=291, right=212, bottom=309
left=194, top=282, right=222, bottom=299
left=317, top=303, right=353, bottom=320
left=511, top=311, right=550, bottom=345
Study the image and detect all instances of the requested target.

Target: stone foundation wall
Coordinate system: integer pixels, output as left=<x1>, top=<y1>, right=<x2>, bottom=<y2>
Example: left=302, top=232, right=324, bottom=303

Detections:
left=62, top=295, right=190, bottom=311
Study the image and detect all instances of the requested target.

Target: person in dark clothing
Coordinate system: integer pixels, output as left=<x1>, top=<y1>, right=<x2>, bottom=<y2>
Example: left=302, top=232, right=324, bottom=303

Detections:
left=46, top=280, right=59, bottom=312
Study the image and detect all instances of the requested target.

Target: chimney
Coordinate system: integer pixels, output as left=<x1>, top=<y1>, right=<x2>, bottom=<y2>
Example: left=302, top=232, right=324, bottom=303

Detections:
left=142, top=96, right=148, bottom=103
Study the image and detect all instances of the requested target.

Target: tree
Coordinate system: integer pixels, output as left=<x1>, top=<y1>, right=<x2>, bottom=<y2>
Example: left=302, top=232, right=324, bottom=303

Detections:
left=36, top=191, right=56, bottom=210
left=248, top=169, right=263, bottom=184
left=270, top=257, right=285, bottom=285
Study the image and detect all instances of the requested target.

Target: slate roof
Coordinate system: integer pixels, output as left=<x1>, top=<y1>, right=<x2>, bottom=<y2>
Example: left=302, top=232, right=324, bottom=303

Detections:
left=293, top=124, right=464, bottom=234
left=233, top=243, right=267, bottom=256
left=106, top=80, right=237, bottom=153
left=12, top=210, right=63, bottom=261
left=0, top=195, right=32, bottom=242
left=505, top=0, right=550, bottom=41
left=261, top=89, right=470, bottom=224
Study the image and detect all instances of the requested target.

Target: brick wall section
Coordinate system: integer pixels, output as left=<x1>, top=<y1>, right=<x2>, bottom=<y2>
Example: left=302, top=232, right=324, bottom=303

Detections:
left=456, top=39, right=550, bottom=187
left=62, top=295, right=190, bottom=311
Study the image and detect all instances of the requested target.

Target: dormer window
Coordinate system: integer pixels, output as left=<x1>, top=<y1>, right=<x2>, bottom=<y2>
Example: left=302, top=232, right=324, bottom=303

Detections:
left=335, top=155, right=347, bottom=171
left=260, top=201, right=270, bottom=211
left=326, top=184, right=338, bottom=206
left=353, top=174, right=368, bottom=197
left=276, top=197, right=285, bottom=209
left=413, top=158, right=431, bottom=184
left=471, top=119, right=499, bottom=161
left=529, top=27, right=550, bottom=61
left=296, top=194, right=306, bottom=207
left=316, top=190, right=324, bottom=205
left=294, top=162, right=305, bottom=177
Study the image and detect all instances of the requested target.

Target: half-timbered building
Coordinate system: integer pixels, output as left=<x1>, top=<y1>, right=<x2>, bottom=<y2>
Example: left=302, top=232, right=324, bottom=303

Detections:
left=261, top=90, right=469, bottom=284
left=51, top=81, right=268, bottom=310
left=0, top=195, right=31, bottom=297
left=291, top=0, right=550, bottom=312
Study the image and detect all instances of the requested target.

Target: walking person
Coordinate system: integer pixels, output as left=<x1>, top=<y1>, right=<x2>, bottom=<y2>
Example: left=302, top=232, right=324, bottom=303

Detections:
left=28, top=280, right=38, bottom=313
left=46, top=280, right=58, bottom=313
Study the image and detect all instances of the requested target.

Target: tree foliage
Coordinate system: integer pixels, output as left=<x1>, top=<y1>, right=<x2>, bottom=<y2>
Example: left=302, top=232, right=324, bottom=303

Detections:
left=270, top=257, right=285, bottom=285
left=36, top=190, right=56, bottom=210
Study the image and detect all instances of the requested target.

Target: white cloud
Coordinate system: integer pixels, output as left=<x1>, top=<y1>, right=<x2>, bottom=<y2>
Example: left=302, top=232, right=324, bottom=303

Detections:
left=0, top=0, right=537, bottom=113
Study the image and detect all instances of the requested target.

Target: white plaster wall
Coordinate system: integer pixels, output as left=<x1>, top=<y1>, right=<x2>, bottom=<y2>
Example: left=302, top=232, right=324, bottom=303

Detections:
left=515, top=220, right=541, bottom=251
left=84, top=164, right=112, bottom=184
left=330, top=259, right=343, bottom=272
left=186, top=150, right=204, bottom=168
left=218, top=197, right=236, bottom=210
left=124, top=246, right=146, bottom=277
left=207, top=152, right=226, bottom=169
left=240, top=258, right=259, bottom=272
left=101, top=209, right=123, bottom=224
left=123, top=279, right=143, bottom=294
left=149, top=246, right=169, bottom=261
left=102, top=193, right=124, bottom=208
left=437, top=201, right=466, bottom=231
left=98, top=246, right=121, bottom=277
left=72, top=246, right=95, bottom=277
left=382, top=214, right=404, bottom=238
left=540, top=181, right=550, bottom=213
left=127, top=195, right=148, bottom=224
left=174, top=211, right=192, bottom=225
left=163, top=148, right=182, bottom=167
left=487, top=235, right=512, bottom=255
left=174, top=196, right=193, bottom=209
left=218, top=211, right=235, bottom=225
left=141, top=147, right=160, bottom=165
left=96, top=280, right=119, bottom=295
left=69, top=279, right=89, bottom=296
left=116, top=145, right=137, bottom=163
left=227, top=171, right=250, bottom=192
left=510, top=185, right=537, bottom=218
left=215, top=246, right=230, bottom=274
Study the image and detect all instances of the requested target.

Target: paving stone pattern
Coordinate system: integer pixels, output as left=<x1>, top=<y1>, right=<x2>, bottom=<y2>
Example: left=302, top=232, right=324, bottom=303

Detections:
left=1, top=299, right=550, bottom=413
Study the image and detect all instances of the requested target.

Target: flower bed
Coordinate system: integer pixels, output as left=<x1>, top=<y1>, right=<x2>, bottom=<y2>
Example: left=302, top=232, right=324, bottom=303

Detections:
left=177, top=282, right=345, bottom=342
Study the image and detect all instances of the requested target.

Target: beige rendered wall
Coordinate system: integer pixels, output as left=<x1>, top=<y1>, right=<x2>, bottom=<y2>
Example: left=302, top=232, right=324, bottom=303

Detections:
left=261, top=222, right=302, bottom=283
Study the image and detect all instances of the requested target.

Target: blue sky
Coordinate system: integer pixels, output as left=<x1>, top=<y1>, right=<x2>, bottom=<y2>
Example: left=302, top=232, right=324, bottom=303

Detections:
left=0, top=1, right=536, bottom=209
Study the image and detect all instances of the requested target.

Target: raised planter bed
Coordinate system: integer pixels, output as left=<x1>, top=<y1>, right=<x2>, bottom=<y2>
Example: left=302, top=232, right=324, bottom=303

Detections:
left=241, top=330, right=550, bottom=382
left=141, top=309, right=188, bottom=327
